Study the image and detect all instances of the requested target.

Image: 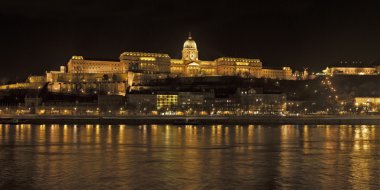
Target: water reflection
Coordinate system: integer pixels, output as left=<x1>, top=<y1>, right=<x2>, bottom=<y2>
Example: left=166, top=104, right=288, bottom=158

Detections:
left=0, top=125, right=380, bottom=189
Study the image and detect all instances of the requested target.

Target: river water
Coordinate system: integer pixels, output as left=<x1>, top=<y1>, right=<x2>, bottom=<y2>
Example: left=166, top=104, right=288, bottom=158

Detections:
left=0, top=124, right=379, bottom=189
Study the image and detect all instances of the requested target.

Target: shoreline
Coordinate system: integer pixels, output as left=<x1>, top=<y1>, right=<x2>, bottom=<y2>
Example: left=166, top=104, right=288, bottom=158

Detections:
left=1, top=115, right=380, bottom=125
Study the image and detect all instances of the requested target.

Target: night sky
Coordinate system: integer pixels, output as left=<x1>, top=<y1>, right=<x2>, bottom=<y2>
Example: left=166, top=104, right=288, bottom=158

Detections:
left=1, top=0, right=380, bottom=82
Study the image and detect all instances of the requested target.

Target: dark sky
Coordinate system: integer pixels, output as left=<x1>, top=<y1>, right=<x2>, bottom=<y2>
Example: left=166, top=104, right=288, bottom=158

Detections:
left=1, top=0, right=380, bottom=81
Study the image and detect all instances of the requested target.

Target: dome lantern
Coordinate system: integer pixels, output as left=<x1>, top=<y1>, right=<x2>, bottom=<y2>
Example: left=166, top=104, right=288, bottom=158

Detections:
left=183, top=32, right=197, bottom=50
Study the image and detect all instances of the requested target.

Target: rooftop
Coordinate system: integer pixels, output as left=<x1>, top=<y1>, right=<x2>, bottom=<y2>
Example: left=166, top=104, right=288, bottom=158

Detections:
left=330, top=61, right=373, bottom=68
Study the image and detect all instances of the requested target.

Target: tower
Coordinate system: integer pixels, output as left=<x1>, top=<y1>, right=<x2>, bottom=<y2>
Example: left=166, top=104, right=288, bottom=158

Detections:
left=182, top=32, right=198, bottom=61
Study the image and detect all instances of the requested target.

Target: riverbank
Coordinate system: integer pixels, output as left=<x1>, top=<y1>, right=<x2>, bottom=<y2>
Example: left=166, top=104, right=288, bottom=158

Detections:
left=1, top=115, right=380, bottom=125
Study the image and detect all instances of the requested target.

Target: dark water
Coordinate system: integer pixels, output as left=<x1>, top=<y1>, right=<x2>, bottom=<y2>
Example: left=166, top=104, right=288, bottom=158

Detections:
left=0, top=124, right=380, bottom=189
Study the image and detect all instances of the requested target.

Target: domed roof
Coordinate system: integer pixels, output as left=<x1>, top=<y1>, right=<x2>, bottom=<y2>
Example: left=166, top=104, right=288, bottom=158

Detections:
left=183, top=34, right=197, bottom=49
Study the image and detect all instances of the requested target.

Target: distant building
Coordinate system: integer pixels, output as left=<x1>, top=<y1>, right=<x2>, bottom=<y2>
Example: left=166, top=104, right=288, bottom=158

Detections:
left=237, top=88, right=286, bottom=114
left=178, top=92, right=205, bottom=112
left=354, top=97, right=380, bottom=113
left=120, top=52, right=171, bottom=74
left=157, top=93, right=178, bottom=112
left=260, top=67, right=293, bottom=80
left=68, top=56, right=124, bottom=74
left=355, top=97, right=380, bottom=106
left=323, top=61, right=378, bottom=75
left=124, top=87, right=287, bottom=115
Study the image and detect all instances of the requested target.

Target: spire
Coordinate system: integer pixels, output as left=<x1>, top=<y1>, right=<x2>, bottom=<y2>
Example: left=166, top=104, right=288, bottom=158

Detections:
left=188, top=32, right=192, bottom=39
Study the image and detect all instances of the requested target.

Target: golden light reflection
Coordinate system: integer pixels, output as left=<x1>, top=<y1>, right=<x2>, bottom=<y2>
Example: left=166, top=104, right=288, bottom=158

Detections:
left=225, top=126, right=229, bottom=144
left=95, top=125, right=100, bottom=143
left=323, top=125, right=336, bottom=152
left=119, top=125, right=125, bottom=144
left=280, top=125, right=293, bottom=140
left=325, top=125, right=331, bottom=139
left=211, top=125, right=222, bottom=145
left=164, top=125, right=171, bottom=146
left=303, top=125, right=310, bottom=152
left=247, top=125, right=254, bottom=144
left=15, top=125, right=20, bottom=142
left=235, top=125, right=243, bottom=144
left=185, top=125, right=198, bottom=146
left=39, top=124, right=45, bottom=132
left=19, top=124, right=31, bottom=143
left=141, top=125, right=147, bottom=144
left=151, top=125, right=158, bottom=145
left=63, top=124, right=68, bottom=143
left=353, top=125, right=372, bottom=151
left=279, top=125, right=296, bottom=185
left=350, top=125, right=375, bottom=189
left=1, top=124, right=380, bottom=189
left=216, top=125, right=222, bottom=134
left=73, top=125, right=78, bottom=143
left=107, top=125, right=112, bottom=144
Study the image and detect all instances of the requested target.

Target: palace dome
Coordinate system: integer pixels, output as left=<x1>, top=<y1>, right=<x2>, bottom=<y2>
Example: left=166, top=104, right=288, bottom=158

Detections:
left=183, top=36, right=197, bottom=49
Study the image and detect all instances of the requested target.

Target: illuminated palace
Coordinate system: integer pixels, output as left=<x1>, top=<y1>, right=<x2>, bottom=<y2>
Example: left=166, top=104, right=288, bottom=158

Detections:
left=0, top=34, right=294, bottom=95
left=68, top=34, right=293, bottom=78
